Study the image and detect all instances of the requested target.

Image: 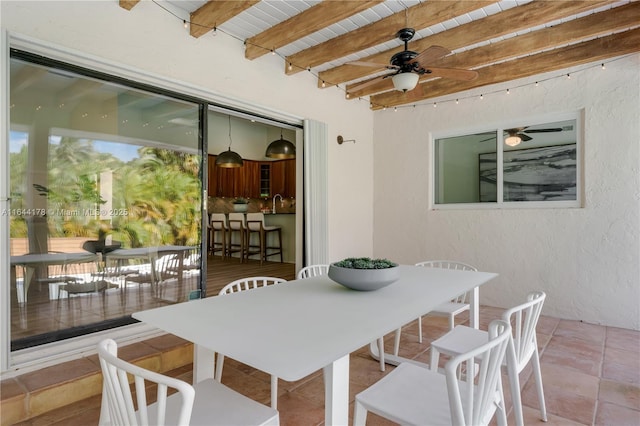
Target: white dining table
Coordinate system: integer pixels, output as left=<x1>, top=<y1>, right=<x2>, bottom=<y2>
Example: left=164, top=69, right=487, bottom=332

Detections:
left=133, top=265, right=497, bottom=425
left=10, top=251, right=99, bottom=303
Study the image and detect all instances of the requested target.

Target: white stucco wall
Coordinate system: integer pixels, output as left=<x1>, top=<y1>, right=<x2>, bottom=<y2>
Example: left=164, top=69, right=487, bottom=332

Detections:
left=0, top=0, right=375, bottom=261
left=373, top=54, right=640, bottom=330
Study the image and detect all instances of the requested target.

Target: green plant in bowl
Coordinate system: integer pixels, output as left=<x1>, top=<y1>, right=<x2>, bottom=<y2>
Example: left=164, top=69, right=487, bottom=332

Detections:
left=329, top=257, right=399, bottom=291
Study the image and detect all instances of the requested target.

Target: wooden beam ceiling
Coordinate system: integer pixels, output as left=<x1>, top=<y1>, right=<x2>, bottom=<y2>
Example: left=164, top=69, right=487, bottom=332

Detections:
left=347, top=1, right=640, bottom=98
left=190, top=0, right=260, bottom=38
left=370, top=27, right=640, bottom=110
left=112, top=1, right=640, bottom=109
left=285, top=1, right=498, bottom=75
left=245, top=0, right=385, bottom=60
left=319, top=0, right=614, bottom=88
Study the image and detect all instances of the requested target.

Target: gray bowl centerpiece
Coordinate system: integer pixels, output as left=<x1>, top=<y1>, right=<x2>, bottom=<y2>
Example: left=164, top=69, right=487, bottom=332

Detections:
left=328, top=257, right=399, bottom=291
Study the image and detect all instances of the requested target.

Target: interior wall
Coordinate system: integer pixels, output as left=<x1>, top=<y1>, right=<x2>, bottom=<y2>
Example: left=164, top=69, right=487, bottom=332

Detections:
left=0, top=0, right=375, bottom=261
left=373, top=54, right=640, bottom=330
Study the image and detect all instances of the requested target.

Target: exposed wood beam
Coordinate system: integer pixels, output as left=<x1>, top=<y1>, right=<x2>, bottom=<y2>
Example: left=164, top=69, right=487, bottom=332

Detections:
left=370, top=28, right=640, bottom=110
left=246, top=0, right=384, bottom=60
left=119, top=0, right=139, bottom=11
left=348, top=1, right=640, bottom=98
left=190, top=0, right=259, bottom=38
left=285, top=1, right=497, bottom=75
left=319, top=0, right=614, bottom=87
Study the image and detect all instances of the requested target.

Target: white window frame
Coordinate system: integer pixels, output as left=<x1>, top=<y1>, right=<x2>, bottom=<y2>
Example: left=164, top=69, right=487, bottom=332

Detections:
left=430, top=110, right=583, bottom=210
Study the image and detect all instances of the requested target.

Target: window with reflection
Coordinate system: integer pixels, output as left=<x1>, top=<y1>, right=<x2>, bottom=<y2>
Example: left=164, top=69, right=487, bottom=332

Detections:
left=8, top=53, right=203, bottom=350
left=434, top=116, right=579, bottom=207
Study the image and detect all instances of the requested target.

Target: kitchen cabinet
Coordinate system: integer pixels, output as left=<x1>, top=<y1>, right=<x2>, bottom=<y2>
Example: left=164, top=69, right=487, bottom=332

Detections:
left=208, top=156, right=295, bottom=198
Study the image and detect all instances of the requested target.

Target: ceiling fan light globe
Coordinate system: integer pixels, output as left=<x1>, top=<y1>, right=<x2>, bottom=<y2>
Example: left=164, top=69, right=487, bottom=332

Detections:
left=392, top=72, right=419, bottom=92
left=505, top=135, right=522, bottom=147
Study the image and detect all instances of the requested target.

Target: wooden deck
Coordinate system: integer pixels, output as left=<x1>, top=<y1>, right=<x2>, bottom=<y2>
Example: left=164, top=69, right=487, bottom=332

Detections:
left=10, top=255, right=295, bottom=348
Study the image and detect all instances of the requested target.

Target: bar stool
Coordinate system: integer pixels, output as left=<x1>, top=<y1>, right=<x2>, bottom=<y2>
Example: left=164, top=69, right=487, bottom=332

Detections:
left=208, top=213, right=228, bottom=259
left=227, top=213, right=247, bottom=263
left=246, top=213, right=283, bottom=265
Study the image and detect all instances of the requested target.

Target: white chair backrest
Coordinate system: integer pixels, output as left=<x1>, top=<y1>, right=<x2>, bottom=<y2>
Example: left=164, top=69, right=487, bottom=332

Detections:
left=297, top=264, right=329, bottom=279
left=503, top=291, right=546, bottom=370
left=98, top=338, right=195, bottom=426
left=415, top=260, right=477, bottom=271
left=445, top=319, right=511, bottom=426
left=210, top=213, right=227, bottom=230
left=219, top=276, right=286, bottom=295
left=228, top=212, right=246, bottom=230
left=416, top=260, right=477, bottom=303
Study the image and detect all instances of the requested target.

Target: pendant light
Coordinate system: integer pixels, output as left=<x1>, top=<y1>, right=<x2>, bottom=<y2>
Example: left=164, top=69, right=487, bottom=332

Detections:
left=215, top=116, right=243, bottom=168
left=265, top=129, right=296, bottom=159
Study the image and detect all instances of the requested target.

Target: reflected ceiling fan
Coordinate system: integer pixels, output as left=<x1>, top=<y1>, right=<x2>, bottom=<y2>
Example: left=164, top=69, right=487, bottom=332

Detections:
left=347, top=28, right=478, bottom=93
left=481, top=125, right=572, bottom=146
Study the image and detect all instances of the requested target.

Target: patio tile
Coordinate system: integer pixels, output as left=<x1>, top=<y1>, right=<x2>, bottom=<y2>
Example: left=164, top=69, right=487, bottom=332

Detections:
left=605, top=326, right=640, bottom=352
left=598, top=379, right=640, bottom=410
left=542, top=334, right=603, bottom=376
left=554, top=319, right=606, bottom=345
left=603, top=346, right=640, bottom=385
left=594, top=401, right=640, bottom=426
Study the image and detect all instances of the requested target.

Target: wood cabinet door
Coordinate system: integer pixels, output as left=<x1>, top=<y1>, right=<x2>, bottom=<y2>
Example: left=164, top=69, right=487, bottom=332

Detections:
left=270, top=161, right=286, bottom=196
left=284, top=159, right=296, bottom=197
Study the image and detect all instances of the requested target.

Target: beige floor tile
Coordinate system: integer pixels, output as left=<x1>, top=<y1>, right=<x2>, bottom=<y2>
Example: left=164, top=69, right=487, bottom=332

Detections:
left=598, top=379, right=640, bottom=410
left=606, top=326, right=640, bottom=352
left=594, top=401, right=640, bottom=426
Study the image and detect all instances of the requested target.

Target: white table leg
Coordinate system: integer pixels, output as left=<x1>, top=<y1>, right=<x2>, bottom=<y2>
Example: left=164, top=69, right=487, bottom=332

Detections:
left=193, top=344, right=216, bottom=384
left=323, top=354, right=349, bottom=426
left=470, top=286, right=479, bottom=329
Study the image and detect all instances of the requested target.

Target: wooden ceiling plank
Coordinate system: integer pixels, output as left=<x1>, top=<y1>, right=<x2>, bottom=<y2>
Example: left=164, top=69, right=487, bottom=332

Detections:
left=348, top=1, right=640, bottom=98
left=190, top=0, right=260, bottom=38
left=286, top=1, right=497, bottom=75
left=246, top=0, right=385, bottom=60
left=119, top=0, right=140, bottom=11
left=321, top=0, right=615, bottom=87
left=370, top=28, right=640, bottom=110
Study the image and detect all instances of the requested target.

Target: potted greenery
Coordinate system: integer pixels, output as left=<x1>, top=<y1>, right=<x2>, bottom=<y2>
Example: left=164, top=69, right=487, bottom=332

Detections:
left=328, top=257, right=399, bottom=291
left=233, top=197, right=249, bottom=212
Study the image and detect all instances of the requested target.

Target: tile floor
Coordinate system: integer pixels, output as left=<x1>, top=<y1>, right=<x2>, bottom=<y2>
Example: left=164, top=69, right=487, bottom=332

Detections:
left=7, top=306, right=640, bottom=426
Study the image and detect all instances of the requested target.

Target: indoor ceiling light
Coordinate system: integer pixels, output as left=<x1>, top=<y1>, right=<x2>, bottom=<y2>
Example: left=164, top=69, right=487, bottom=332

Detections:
left=215, top=116, right=243, bottom=168
left=391, top=72, right=419, bottom=92
left=265, top=130, right=296, bottom=159
left=505, top=135, right=522, bottom=147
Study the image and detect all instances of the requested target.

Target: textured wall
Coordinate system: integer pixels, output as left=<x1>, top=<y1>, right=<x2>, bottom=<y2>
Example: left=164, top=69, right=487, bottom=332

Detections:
left=373, top=55, right=640, bottom=330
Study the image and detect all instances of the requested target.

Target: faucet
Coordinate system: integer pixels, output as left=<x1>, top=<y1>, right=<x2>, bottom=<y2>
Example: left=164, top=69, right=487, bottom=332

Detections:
left=272, top=194, right=283, bottom=214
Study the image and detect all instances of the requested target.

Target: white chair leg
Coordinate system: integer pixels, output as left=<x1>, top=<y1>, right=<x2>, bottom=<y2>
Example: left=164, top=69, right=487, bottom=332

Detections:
left=532, top=347, right=547, bottom=421
left=377, top=337, right=385, bottom=371
left=270, top=375, right=278, bottom=409
left=418, top=316, right=423, bottom=343
left=448, top=313, right=455, bottom=330
left=496, top=370, right=508, bottom=426
left=215, top=353, right=225, bottom=382
left=429, top=346, right=440, bottom=371
left=393, top=328, right=401, bottom=356
left=353, top=400, right=368, bottom=426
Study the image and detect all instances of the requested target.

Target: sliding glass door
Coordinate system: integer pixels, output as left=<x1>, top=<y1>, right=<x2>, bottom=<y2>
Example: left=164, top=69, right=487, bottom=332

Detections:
left=8, top=52, right=204, bottom=350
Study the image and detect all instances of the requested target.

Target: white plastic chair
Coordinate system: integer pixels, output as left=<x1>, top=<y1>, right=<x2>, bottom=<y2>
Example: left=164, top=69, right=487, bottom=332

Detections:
left=97, top=338, right=279, bottom=426
left=430, top=291, right=547, bottom=426
left=296, top=264, right=329, bottom=279
left=389, top=260, right=477, bottom=359
left=216, top=276, right=286, bottom=409
left=354, top=319, right=511, bottom=426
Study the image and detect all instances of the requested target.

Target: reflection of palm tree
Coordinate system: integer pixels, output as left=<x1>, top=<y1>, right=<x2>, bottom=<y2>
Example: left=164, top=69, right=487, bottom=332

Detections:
left=114, top=149, right=201, bottom=247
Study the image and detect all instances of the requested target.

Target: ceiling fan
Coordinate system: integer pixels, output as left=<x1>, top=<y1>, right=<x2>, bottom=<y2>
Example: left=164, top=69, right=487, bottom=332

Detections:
left=481, top=125, right=572, bottom=146
left=347, top=28, right=478, bottom=93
